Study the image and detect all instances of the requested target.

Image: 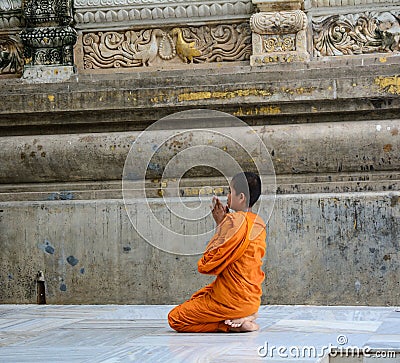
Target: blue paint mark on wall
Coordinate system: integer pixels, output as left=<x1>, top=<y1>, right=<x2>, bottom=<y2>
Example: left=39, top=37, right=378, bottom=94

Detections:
left=147, top=162, right=162, bottom=172
left=80, top=267, right=85, bottom=274
left=66, top=256, right=79, bottom=267
left=38, top=239, right=55, bottom=255
left=47, top=192, right=74, bottom=201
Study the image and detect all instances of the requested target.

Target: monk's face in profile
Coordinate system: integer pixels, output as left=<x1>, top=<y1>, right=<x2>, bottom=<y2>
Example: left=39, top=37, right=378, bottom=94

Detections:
left=227, top=183, right=247, bottom=212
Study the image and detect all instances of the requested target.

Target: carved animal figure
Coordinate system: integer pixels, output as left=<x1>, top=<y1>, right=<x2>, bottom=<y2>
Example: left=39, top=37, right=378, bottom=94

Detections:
left=133, top=29, right=163, bottom=66
left=171, top=28, right=201, bottom=63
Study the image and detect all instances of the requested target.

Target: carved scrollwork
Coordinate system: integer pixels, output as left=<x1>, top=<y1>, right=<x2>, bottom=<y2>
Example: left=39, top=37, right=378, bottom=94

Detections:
left=250, top=10, right=307, bottom=35
left=0, top=34, right=23, bottom=74
left=313, top=11, right=400, bottom=56
left=179, top=23, right=252, bottom=63
left=264, top=34, right=295, bottom=52
left=82, top=23, right=251, bottom=69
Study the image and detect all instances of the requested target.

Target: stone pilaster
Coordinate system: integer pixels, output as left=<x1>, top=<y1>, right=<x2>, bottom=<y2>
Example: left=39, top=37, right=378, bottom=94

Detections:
left=250, top=0, right=309, bottom=65
left=19, top=0, right=77, bottom=82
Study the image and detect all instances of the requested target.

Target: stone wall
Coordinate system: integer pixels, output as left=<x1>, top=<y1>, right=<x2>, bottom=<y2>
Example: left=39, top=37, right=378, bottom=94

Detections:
left=0, top=0, right=399, bottom=305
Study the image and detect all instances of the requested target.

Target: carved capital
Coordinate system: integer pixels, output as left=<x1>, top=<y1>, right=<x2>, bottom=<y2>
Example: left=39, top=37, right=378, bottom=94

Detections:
left=22, top=0, right=73, bottom=26
left=250, top=10, right=307, bottom=34
left=250, top=8, right=309, bottom=65
left=19, top=0, right=77, bottom=72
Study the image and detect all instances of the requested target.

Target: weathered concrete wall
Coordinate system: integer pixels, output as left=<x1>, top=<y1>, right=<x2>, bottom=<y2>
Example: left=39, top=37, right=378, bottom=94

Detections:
left=0, top=192, right=398, bottom=305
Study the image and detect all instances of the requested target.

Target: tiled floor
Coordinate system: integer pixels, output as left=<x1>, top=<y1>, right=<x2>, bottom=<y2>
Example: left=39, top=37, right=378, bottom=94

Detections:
left=0, top=305, right=399, bottom=362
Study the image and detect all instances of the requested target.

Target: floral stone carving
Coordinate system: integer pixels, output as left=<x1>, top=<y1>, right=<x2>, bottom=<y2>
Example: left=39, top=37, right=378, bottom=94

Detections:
left=313, top=11, right=400, bottom=56
left=82, top=23, right=252, bottom=69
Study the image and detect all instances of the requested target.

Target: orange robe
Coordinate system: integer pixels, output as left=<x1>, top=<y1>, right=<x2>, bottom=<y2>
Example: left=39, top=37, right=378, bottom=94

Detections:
left=168, top=211, right=266, bottom=332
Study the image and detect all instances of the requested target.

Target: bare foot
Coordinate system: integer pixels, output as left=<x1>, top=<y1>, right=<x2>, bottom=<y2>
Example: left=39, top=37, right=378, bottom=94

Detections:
left=225, top=312, right=258, bottom=328
left=228, top=320, right=259, bottom=332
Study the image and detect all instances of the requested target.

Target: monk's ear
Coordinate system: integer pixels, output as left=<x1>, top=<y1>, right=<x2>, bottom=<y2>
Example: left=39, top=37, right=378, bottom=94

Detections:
left=239, top=192, right=249, bottom=207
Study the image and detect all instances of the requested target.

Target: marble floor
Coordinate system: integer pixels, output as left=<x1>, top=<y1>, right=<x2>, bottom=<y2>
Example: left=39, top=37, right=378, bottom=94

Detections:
left=0, top=305, right=399, bottom=363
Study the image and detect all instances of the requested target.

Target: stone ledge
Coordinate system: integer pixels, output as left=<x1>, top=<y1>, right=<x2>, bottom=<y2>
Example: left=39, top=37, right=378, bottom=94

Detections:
left=0, top=57, right=399, bottom=135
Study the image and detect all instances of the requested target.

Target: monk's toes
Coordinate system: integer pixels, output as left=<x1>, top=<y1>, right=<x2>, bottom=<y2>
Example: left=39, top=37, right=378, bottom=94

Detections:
left=224, top=320, right=232, bottom=326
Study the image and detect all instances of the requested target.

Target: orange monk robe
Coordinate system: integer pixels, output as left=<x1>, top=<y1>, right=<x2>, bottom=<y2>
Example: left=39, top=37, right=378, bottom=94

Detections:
left=168, top=211, right=266, bottom=333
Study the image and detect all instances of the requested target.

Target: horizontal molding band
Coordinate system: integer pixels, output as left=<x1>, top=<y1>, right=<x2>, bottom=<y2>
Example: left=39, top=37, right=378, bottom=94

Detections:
left=0, top=120, right=398, bottom=184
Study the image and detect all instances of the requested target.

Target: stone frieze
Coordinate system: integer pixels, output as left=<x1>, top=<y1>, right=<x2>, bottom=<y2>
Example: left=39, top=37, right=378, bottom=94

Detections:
left=82, top=23, right=251, bottom=69
left=74, top=0, right=253, bottom=29
left=0, top=0, right=20, bottom=11
left=313, top=11, right=400, bottom=56
left=0, top=0, right=23, bottom=30
left=305, top=0, right=394, bottom=8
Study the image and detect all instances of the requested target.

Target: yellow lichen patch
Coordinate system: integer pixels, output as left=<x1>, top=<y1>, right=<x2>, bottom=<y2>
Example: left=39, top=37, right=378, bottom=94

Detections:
left=151, top=94, right=169, bottom=103
left=375, top=76, right=400, bottom=95
left=282, top=86, right=315, bottom=95
left=233, top=106, right=281, bottom=116
left=47, top=95, right=55, bottom=102
left=379, top=57, right=387, bottom=63
left=177, top=89, right=273, bottom=102
left=383, top=144, right=393, bottom=152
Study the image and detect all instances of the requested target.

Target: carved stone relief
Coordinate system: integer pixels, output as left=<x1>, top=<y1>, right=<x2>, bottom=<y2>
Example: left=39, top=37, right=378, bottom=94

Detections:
left=82, top=23, right=251, bottom=69
left=19, top=0, right=77, bottom=68
left=0, top=0, right=24, bottom=75
left=250, top=9, right=309, bottom=65
left=0, top=0, right=23, bottom=29
left=74, top=0, right=254, bottom=29
left=313, top=11, right=400, bottom=56
left=0, top=34, right=23, bottom=74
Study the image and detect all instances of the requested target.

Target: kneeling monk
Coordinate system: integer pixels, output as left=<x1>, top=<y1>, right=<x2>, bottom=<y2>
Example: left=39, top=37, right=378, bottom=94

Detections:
left=168, top=172, right=266, bottom=333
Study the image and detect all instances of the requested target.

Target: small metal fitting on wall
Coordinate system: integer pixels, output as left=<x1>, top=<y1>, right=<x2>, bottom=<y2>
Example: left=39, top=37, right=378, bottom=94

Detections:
left=36, top=270, right=46, bottom=304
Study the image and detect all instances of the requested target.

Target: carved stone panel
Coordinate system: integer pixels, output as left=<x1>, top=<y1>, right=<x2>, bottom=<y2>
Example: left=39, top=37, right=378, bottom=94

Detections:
left=313, top=11, right=400, bottom=56
left=81, top=23, right=252, bottom=70
left=19, top=0, right=77, bottom=80
left=0, top=34, right=23, bottom=74
left=1, top=0, right=24, bottom=76
left=250, top=9, right=309, bottom=65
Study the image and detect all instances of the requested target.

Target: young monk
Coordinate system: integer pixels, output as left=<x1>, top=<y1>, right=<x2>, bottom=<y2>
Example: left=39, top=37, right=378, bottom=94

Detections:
left=168, top=172, right=266, bottom=333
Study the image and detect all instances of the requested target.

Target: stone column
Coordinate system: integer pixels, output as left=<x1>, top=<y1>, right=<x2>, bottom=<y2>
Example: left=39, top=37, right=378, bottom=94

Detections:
left=19, top=0, right=77, bottom=82
left=250, top=0, right=309, bottom=65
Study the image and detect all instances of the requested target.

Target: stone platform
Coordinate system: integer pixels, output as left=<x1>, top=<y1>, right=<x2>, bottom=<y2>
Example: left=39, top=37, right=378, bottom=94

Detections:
left=0, top=305, right=399, bottom=362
